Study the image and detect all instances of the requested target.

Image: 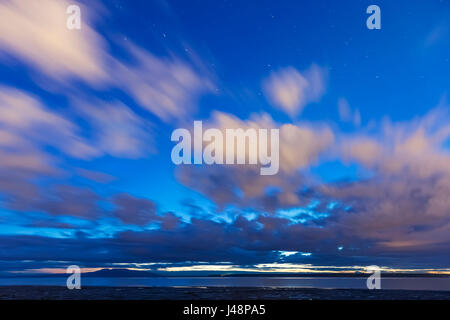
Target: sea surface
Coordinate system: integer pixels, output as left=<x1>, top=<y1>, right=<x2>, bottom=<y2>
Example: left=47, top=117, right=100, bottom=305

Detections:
left=1, top=276, right=450, bottom=291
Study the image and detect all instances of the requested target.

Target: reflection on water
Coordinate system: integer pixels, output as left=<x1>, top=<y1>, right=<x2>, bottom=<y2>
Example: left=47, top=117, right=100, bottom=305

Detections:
left=1, top=277, right=450, bottom=291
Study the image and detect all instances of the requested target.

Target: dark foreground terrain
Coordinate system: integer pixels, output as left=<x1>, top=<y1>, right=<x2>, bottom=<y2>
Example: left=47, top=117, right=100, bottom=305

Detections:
left=1, top=286, right=450, bottom=300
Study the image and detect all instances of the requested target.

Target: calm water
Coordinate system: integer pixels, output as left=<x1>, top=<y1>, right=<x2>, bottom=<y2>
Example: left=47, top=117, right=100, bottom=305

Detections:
left=1, top=277, right=450, bottom=291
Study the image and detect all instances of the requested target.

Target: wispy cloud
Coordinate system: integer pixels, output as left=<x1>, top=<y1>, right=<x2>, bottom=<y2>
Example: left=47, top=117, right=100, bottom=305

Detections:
left=0, top=0, right=215, bottom=124
left=262, top=64, right=327, bottom=117
left=113, top=43, right=215, bottom=123
left=0, top=0, right=107, bottom=84
left=177, top=111, right=333, bottom=209
left=338, top=98, right=361, bottom=127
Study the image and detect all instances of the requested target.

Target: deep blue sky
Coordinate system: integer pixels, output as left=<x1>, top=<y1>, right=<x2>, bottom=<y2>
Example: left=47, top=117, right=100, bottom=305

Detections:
left=0, top=0, right=449, bottom=275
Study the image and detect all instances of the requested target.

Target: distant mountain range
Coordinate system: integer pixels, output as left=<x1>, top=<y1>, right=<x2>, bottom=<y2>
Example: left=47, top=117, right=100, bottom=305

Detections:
left=83, top=268, right=159, bottom=278
left=1, top=268, right=158, bottom=278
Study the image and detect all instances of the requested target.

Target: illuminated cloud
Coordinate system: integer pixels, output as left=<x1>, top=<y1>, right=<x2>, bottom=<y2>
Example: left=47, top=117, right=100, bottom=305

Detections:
left=177, top=111, right=333, bottom=209
left=278, top=251, right=298, bottom=257
left=341, top=108, right=450, bottom=178
left=0, top=86, right=97, bottom=161
left=0, top=0, right=215, bottom=123
left=0, top=86, right=154, bottom=218
left=322, top=107, right=450, bottom=251
left=262, top=64, right=327, bottom=117
left=0, top=0, right=107, bottom=84
left=74, top=99, right=155, bottom=158
left=0, top=86, right=154, bottom=162
left=113, top=44, right=215, bottom=123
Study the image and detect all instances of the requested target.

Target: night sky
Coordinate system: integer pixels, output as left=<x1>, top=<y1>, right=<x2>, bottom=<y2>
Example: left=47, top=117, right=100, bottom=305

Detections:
left=0, top=0, right=449, bottom=275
